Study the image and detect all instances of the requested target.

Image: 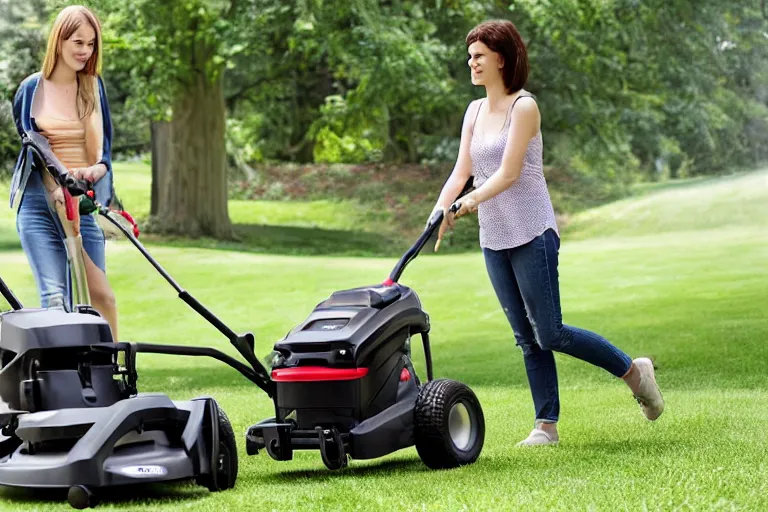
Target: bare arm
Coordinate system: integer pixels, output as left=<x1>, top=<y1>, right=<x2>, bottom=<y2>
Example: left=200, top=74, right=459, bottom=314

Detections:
left=433, top=100, right=481, bottom=210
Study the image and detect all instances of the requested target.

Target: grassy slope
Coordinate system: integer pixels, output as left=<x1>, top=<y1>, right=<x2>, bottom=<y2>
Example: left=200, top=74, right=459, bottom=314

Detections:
left=0, top=167, right=766, bottom=510
left=563, top=169, right=768, bottom=239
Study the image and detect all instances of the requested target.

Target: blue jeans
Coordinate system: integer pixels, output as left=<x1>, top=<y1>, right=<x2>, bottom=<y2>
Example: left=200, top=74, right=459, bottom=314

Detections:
left=15, top=171, right=106, bottom=310
left=483, top=228, right=632, bottom=424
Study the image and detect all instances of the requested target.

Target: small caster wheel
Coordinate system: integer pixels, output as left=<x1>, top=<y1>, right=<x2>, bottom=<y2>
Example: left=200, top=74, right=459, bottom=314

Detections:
left=67, top=485, right=99, bottom=509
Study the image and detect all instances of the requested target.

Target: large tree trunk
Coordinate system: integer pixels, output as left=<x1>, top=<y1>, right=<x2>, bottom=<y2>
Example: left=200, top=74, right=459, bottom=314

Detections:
left=154, top=72, right=232, bottom=238
left=150, top=120, right=171, bottom=217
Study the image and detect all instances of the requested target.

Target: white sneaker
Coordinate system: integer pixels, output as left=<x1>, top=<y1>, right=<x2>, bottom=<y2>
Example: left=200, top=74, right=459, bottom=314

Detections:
left=516, top=428, right=559, bottom=447
left=632, top=357, right=665, bottom=421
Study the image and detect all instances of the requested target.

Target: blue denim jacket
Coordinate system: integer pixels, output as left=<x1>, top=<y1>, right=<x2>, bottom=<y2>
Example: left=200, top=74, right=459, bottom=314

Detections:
left=9, top=72, right=114, bottom=209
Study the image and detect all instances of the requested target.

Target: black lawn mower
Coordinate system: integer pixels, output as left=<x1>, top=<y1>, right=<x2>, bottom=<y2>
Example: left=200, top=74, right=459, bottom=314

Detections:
left=0, top=131, right=273, bottom=509
left=246, top=181, right=486, bottom=471
left=0, top=130, right=484, bottom=509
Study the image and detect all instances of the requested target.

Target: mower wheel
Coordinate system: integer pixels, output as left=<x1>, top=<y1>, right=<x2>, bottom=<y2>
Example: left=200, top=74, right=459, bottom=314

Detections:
left=414, top=379, right=484, bottom=469
left=197, top=403, right=238, bottom=492
left=67, top=485, right=99, bottom=509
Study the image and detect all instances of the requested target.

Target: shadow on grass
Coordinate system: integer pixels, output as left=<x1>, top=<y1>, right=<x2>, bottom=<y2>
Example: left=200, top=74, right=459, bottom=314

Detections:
left=0, top=479, right=208, bottom=508
left=253, top=438, right=682, bottom=484
left=119, top=222, right=476, bottom=258
left=1, top=215, right=472, bottom=258
left=570, top=438, right=691, bottom=456
left=0, top=242, right=21, bottom=251
left=254, top=458, right=429, bottom=483
left=0, top=228, right=21, bottom=251
left=142, top=223, right=409, bottom=258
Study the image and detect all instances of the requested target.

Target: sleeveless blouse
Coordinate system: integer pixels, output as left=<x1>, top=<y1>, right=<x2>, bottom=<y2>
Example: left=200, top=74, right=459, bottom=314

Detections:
left=469, top=96, right=559, bottom=250
left=34, top=115, right=90, bottom=170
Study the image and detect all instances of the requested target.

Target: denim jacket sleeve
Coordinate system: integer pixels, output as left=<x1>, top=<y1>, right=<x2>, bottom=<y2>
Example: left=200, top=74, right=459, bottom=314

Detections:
left=9, top=73, right=40, bottom=209
left=12, top=81, right=26, bottom=139
left=92, top=75, right=114, bottom=207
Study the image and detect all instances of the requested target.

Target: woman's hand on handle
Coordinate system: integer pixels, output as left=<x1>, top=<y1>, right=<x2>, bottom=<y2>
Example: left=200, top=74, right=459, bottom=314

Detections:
left=72, top=164, right=107, bottom=183
left=434, top=194, right=479, bottom=252
left=433, top=206, right=455, bottom=253
left=452, top=192, right=479, bottom=219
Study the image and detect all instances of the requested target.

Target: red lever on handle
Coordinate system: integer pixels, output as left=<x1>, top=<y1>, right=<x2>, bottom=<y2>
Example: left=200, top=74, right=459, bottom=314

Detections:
left=118, top=210, right=140, bottom=238
left=63, top=187, right=76, bottom=221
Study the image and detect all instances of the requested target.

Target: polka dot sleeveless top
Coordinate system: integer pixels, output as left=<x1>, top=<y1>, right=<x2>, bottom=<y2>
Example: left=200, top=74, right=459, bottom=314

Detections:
left=469, top=95, right=559, bottom=250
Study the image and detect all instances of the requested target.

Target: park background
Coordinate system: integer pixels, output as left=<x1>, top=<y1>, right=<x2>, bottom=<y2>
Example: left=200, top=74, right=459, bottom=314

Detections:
left=1, top=1, right=767, bottom=510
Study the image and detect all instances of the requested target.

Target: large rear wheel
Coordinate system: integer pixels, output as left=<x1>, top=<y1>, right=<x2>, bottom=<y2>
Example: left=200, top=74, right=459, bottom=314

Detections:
left=414, top=379, right=485, bottom=469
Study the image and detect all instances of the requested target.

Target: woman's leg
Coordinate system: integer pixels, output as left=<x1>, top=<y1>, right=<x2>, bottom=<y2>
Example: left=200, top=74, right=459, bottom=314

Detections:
left=483, top=247, right=560, bottom=442
left=16, top=191, right=70, bottom=308
left=16, top=185, right=119, bottom=341
left=80, top=214, right=118, bottom=341
left=509, top=229, right=664, bottom=420
left=509, top=229, right=632, bottom=375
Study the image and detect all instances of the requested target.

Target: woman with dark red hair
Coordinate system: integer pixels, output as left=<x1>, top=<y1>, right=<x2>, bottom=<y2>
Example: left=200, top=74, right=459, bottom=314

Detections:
left=430, top=20, right=664, bottom=446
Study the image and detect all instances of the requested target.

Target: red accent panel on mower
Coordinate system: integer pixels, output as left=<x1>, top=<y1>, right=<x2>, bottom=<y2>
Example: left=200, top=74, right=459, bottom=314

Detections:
left=271, top=367, right=369, bottom=382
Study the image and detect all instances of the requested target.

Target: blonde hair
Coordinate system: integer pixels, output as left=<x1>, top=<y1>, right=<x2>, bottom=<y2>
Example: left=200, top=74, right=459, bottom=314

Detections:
left=41, top=5, right=103, bottom=120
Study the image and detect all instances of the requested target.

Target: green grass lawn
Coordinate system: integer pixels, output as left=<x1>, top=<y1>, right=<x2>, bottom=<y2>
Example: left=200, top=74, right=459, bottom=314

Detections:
left=563, top=168, right=768, bottom=240
left=108, top=161, right=418, bottom=256
left=0, top=167, right=767, bottom=510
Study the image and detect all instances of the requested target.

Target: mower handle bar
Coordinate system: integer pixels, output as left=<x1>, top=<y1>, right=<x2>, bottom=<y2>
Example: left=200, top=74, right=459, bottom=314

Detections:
left=0, top=276, right=23, bottom=311
left=94, top=210, right=275, bottom=396
left=21, top=132, right=92, bottom=198
left=19, top=131, right=275, bottom=396
left=91, top=342, right=273, bottom=395
left=387, top=177, right=473, bottom=284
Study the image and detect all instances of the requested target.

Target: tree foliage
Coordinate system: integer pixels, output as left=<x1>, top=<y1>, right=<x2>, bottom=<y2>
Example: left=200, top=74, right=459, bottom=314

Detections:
left=1, top=0, right=766, bottom=215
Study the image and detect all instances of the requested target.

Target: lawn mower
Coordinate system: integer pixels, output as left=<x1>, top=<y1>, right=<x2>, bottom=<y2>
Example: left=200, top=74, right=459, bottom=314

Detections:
left=0, top=131, right=273, bottom=509
left=1, top=129, right=484, bottom=511
left=246, top=182, right=485, bottom=471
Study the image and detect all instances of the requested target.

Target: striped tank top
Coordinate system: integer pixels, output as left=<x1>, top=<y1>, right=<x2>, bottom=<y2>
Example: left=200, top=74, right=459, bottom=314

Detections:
left=469, top=95, right=559, bottom=250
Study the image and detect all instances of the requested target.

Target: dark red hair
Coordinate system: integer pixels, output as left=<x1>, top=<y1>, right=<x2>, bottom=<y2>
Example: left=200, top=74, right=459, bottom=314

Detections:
left=466, top=20, right=529, bottom=93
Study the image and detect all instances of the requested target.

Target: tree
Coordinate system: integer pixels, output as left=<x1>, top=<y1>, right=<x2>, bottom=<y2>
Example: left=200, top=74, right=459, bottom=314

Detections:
left=222, top=0, right=477, bottom=164
left=92, top=0, right=263, bottom=238
left=6, top=0, right=764, bottom=214
left=0, top=0, right=49, bottom=176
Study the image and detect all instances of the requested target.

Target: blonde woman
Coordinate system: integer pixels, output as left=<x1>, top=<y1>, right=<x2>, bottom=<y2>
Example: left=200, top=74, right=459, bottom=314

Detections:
left=10, top=5, right=118, bottom=339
